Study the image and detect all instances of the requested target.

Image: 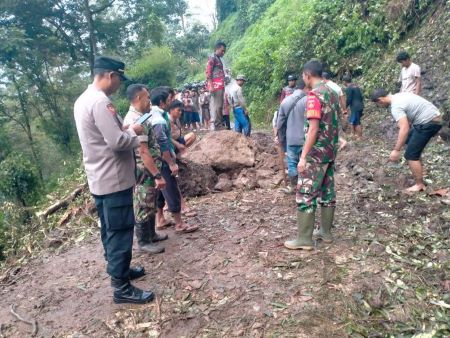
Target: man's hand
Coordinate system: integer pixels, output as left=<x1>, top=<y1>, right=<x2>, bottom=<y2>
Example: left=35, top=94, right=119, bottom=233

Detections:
left=169, top=163, right=179, bottom=176
left=155, top=177, right=166, bottom=190
left=297, top=158, right=307, bottom=174
left=130, top=124, right=144, bottom=135
left=178, top=144, right=187, bottom=153
left=389, top=149, right=401, bottom=162
left=122, top=124, right=129, bottom=131
left=274, top=135, right=279, bottom=145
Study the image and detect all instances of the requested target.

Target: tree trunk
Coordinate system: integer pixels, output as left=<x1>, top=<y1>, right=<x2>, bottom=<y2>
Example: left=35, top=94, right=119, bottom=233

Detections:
left=83, top=0, right=97, bottom=75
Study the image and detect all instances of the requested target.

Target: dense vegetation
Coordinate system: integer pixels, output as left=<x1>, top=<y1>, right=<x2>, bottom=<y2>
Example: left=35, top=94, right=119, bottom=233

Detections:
left=214, top=0, right=443, bottom=123
left=0, top=0, right=212, bottom=258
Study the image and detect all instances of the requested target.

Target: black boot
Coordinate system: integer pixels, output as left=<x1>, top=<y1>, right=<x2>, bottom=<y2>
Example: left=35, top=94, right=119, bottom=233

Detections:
left=148, top=217, right=168, bottom=242
left=135, top=221, right=165, bottom=254
left=129, top=266, right=145, bottom=280
left=111, top=278, right=154, bottom=304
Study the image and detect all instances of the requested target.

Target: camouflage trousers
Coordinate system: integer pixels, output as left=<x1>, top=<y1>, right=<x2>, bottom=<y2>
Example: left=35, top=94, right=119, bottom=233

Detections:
left=133, top=183, right=157, bottom=224
left=296, top=161, right=336, bottom=213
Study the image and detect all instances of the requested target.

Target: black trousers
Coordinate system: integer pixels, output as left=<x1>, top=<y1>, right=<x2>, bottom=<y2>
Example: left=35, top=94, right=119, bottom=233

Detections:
left=222, top=115, right=231, bottom=130
left=93, top=187, right=134, bottom=281
left=156, top=162, right=182, bottom=213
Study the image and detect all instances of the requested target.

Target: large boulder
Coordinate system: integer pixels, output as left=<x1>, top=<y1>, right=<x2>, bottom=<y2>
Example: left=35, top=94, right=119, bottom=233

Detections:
left=178, top=160, right=217, bottom=197
left=182, top=130, right=257, bottom=170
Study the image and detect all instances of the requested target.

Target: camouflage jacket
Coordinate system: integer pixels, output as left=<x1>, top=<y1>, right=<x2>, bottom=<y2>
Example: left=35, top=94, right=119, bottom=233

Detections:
left=304, top=81, right=339, bottom=163
left=123, top=106, right=162, bottom=186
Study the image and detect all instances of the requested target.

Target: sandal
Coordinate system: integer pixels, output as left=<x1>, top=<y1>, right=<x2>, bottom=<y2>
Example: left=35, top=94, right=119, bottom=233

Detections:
left=157, top=219, right=175, bottom=230
left=175, top=224, right=199, bottom=234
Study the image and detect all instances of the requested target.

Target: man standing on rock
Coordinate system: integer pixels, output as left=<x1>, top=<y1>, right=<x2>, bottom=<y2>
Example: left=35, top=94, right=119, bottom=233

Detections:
left=205, top=41, right=226, bottom=131
left=370, top=88, right=442, bottom=192
left=230, top=74, right=250, bottom=136
left=397, top=51, right=421, bottom=95
left=284, top=60, right=339, bottom=251
left=280, top=74, right=297, bottom=102
left=124, top=84, right=168, bottom=255
left=276, top=79, right=308, bottom=194
left=74, top=56, right=154, bottom=304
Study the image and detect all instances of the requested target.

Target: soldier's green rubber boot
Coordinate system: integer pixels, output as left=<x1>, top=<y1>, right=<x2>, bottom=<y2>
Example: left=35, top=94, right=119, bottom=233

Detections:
left=284, top=211, right=315, bottom=250
left=317, top=206, right=334, bottom=243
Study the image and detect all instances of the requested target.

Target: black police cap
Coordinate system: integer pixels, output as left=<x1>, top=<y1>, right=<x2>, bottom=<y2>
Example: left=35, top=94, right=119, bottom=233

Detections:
left=287, top=75, right=297, bottom=81
left=93, top=56, right=129, bottom=81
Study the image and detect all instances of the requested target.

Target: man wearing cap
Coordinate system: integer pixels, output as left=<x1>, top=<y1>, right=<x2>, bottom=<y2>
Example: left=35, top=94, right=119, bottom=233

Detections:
left=74, top=56, right=154, bottom=304
left=205, top=41, right=227, bottom=131
left=230, top=75, right=250, bottom=137
left=370, top=88, right=442, bottom=192
left=280, top=75, right=297, bottom=102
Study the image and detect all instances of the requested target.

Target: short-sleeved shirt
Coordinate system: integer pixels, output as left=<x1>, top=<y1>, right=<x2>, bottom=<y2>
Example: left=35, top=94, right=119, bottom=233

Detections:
left=325, top=80, right=344, bottom=97
left=304, top=82, right=340, bottom=163
left=345, top=83, right=364, bottom=113
left=124, top=106, right=162, bottom=185
left=390, top=93, right=440, bottom=125
left=399, top=62, right=421, bottom=93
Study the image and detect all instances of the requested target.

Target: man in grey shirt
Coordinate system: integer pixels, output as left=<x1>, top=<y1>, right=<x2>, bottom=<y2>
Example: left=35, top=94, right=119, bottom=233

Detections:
left=371, top=89, right=442, bottom=193
left=74, top=56, right=154, bottom=304
left=276, top=79, right=308, bottom=193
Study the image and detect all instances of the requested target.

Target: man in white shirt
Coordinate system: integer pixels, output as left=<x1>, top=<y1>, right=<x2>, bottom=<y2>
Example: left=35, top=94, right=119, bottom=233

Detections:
left=323, top=72, right=348, bottom=149
left=397, top=51, right=421, bottom=95
left=370, top=88, right=442, bottom=193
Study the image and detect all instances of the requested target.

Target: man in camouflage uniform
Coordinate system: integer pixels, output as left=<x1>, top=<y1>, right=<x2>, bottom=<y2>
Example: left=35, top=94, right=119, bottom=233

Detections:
left=124, top=84, right=168, bottom=254
left=284, top=60, right=339, bottom=251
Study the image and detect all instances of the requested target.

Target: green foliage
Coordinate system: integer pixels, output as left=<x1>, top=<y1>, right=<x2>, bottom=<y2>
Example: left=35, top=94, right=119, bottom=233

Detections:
left=0, top=154, right=40, bottom=207
left=127, top=46, right=177, bottom=89
left=225, top=0, right=439, bottom=123
left=216, top=0, right=237, bottom=22
left=210, top=12, right=239, bottom=49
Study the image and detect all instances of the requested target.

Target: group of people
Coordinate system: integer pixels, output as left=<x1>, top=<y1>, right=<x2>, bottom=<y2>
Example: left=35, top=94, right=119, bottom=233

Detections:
left=273, top=51, right=442, bottom=251
left=74, top=56, right=202, bottom=305
left=73, top=46, right=442, bottom=305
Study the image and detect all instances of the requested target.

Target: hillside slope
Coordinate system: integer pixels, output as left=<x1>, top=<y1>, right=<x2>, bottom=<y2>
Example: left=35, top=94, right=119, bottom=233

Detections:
left=214, top=0, right=449, bottom=125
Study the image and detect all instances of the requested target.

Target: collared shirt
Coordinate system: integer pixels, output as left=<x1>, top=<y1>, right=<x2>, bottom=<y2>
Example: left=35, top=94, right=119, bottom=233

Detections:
left=150, top=106, right=175, bottom=159
left=124, top=106, right=162, bottom=185
left=229, top=84, right=246, bottom=108
left=304, top=81, right=339, bottom=163
left=74, top=85, right=138, bottom=195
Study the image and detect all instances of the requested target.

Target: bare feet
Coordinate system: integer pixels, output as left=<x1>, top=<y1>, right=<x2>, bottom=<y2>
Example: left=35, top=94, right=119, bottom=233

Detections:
left=339, top=138, right=348, bottom=151
left=175, top=222, right=199, bottom=234
left=405, top=184, right=426, bottom=193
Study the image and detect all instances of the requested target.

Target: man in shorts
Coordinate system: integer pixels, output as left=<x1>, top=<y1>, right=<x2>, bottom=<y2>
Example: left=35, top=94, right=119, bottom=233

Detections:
left=343, top=75, right=364, bottom=139
left=370, top=88, right=442, bottom=192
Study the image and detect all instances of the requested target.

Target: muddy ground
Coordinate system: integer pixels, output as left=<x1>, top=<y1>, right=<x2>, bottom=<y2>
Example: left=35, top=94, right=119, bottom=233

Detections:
left=0, top=120, right=449, bottom=337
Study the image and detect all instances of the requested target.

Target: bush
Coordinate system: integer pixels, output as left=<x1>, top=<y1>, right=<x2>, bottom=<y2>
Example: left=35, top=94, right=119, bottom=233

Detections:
left=0, top=153, right=40, bottom=207
left=127, top=46, right=177, bottom=89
